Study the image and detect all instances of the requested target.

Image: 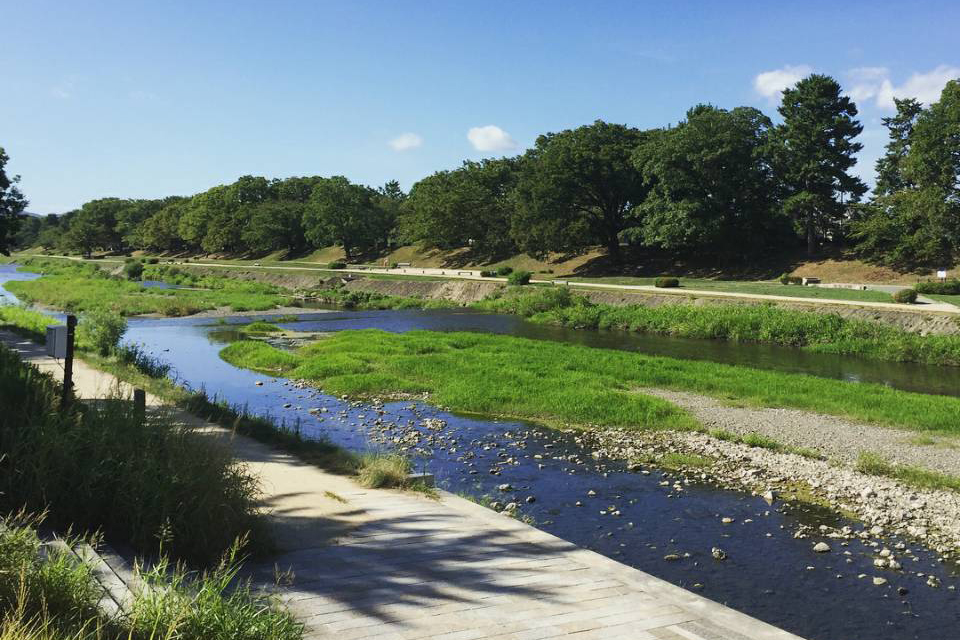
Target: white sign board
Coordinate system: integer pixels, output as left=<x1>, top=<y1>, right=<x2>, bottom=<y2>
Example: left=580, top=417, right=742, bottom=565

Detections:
left=937, top=270, right=948, bottom=279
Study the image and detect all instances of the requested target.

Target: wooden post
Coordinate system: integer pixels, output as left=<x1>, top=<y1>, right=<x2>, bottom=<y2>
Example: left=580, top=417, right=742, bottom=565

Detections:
left=134, top=388, right=146, bottom=423
left=60, top=314, right=77, bottom=411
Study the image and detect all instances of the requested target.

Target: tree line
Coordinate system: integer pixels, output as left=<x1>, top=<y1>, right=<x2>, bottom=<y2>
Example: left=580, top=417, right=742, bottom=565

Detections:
left=6, top=73, right=960, bottom=270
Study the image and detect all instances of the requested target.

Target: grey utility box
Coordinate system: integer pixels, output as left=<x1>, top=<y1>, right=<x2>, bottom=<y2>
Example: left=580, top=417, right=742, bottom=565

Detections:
left=46, top=325, right=68, bottom=359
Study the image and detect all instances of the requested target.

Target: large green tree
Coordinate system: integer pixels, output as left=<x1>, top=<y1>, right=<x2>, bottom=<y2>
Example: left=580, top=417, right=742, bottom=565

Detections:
left=0, top=147, right=28, bottom=255
left=772, top=74, right=867, bottom=254
left=64, top=199, right=125, bottom=255
left=512, top=121, right=650, bottom=263
left=402, top=159, right=518, bottom=259
left=634, top=105, right=787, bottom=257
left=303, top=176, right=391, bottom=259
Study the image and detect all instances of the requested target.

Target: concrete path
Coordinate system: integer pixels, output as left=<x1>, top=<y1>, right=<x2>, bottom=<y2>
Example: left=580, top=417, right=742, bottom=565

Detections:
left=0, top=330, right=805, bottom=640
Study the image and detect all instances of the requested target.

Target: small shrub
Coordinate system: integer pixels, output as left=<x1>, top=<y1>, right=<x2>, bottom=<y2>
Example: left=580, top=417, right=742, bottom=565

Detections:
left=147, top=257, right=160, bottom=264
left=124, top=261, right=144, bottom=280
left=779, top=273, right=791, bottom=285
left=892, top=288, right=918, bottom=304
left=654, top=277, right=680, bottom=288
left=496, top=266, right=513, bottom=276
left=915, top=279, right=960, bottom=295
left=358, top=454, right=411, bottom=489
left=327, top=261, right=346, bottom=270
left=390, top=262, right=399, bottom=269
left=507, top=270, right=531, bottom=286
left=77, top=308, right=128, bottom=356
left=479, top=270, right=496, bottom=277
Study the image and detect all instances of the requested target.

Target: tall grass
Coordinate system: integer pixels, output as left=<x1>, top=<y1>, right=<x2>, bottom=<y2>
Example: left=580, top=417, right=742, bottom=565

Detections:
left=0, top=515, right=103, bottom=636
left=0, top=305, right=58, bottom=343
left=0, top=518, right=303, bottom=640
left=0, top=345, right=264, bottom=565
left=221, top=329, right=960, bottom=435
left=475, top=287, right=960, bottom=366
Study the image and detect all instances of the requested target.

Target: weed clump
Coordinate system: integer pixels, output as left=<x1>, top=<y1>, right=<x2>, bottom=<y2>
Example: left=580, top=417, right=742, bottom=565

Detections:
left=892, top=288, right=918, bottom=304
left=507, top=270, right=531, bottom=286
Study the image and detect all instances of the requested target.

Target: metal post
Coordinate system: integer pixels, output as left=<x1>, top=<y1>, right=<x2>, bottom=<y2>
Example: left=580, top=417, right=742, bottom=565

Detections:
left=134, top=388, right=146, bottom=423
left=60, top=314, right=77, bottom=411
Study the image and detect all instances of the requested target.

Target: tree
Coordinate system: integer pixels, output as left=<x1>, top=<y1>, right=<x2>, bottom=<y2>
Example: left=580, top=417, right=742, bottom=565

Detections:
left=0, top=146, right=28, bottom=255
left=874, top=98, right=923, bottom=197
left=771, top=74, right=867, bottom=254
left=853, top=79, right=960, bottom=269
left=512, top=121, right=651, bottom=263
left=242, top=201, right=307, bottom=254
left=64, top=199, right=124, bottom=255
left=402, top=159, right=518, bottom=259
left=634, top=105, right=787, bottom=257
left=137, top=198, right=189, bottom=252
left=303, top=176, right=391, bottom=259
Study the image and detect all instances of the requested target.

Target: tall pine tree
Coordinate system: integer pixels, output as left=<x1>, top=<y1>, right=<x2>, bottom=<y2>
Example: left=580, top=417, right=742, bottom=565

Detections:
left=772, top=74, right=867, bottom=254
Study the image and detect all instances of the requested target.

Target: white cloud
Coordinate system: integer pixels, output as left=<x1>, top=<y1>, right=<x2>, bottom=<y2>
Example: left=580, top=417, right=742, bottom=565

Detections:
left=753, top=65, right=813, bottom=101
left=467, top=125, right=517, bottom=152
left=847, top=64, right=960, bottom=109
left=388, top=132, right=423, bottom=151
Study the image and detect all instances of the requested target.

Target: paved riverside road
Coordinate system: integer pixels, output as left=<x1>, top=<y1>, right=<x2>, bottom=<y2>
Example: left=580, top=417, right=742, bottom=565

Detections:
left=1, top=331, right=805, bottom=640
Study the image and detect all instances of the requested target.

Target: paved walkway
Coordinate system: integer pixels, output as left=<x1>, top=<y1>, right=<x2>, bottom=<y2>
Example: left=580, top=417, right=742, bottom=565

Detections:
left=0, top=330, right=805, bottom=640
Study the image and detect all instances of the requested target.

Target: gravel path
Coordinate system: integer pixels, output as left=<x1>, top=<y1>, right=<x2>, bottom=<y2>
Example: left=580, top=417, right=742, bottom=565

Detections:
left=641, top=388, right=960, bottom=475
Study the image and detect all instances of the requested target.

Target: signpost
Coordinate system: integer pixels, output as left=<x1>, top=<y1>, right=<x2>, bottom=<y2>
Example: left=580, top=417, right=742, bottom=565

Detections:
left=937, top=269, right=948, bottom=282
left=60, top=314, right=76, bottom=411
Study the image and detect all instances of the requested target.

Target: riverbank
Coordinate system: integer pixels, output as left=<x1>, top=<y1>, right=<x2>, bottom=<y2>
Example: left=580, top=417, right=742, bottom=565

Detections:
left=221, top=329, right=960, bottom=434
left=220, top=328, right=960, bottom=555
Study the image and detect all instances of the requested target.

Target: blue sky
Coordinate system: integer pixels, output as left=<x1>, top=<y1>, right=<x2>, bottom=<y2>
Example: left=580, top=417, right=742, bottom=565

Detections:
left=3, top=0, right=959, bottom=213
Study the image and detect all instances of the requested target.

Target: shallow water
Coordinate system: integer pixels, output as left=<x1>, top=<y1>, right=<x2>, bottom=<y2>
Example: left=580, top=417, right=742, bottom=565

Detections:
left=122, top=313, right=960, bottom=640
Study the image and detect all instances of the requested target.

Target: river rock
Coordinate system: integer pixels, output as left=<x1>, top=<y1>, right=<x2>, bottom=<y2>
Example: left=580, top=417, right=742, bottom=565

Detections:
left=711, top=547, right=727, bottom=561
left=813, top=542, right=831, bottom=553
left=873, top=577, right=888, bottom=586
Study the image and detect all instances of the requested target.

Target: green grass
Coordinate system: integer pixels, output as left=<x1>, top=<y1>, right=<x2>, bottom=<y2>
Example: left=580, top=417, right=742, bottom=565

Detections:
left=5, top=259, right=285, bottom=317
left=220, top=329, right=960, bottom=436
left=0, top=345, right=264, bottom=566
left=0, top=517, right=303, bottom=640
left=0, top=305, right=58, bottom=342
left=240, top=321, right=281, bottom=334
left=926, top=294, right=960, bottom=308
left=565, top=276, right=898, bottom=303
left=855, top=451, right=960, bottom=492
left=660, top=452, right=714, bottom=469
left=475, top=287, right=960, bottom=366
